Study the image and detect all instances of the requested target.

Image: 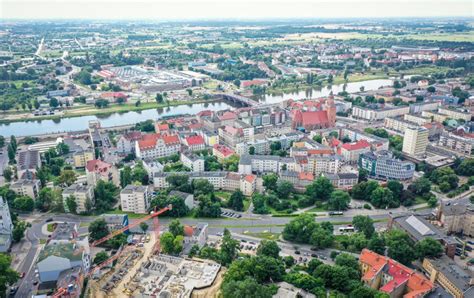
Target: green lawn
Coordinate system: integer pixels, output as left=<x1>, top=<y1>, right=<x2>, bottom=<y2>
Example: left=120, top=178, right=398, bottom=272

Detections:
left=414, top=196, right=428, bottom=205
left=108, top=209, right=148, bottom=219
left=245, top=231, right=280, bottom=240
left=215, top=191, right=251, bottom=212
left=46, top=223, right=55, bottom=233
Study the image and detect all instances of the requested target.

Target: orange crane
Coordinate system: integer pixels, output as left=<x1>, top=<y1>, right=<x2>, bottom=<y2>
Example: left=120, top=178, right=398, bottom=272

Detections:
left=52, top=205, right=172, bottom=297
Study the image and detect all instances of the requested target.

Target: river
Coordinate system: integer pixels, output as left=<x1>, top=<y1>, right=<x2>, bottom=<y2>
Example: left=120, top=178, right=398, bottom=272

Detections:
left=0, top=79, right=392, bottom=137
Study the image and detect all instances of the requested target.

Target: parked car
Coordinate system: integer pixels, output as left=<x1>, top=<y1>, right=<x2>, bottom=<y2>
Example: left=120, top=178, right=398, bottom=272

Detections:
left=45, top=218, right=53, bottom=223
left=294, top=250, right=301, bottom=255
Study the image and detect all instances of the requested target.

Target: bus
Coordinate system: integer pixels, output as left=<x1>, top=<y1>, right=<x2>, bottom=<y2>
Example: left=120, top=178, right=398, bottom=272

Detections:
left=329, top=211, right=344, bottom=216
left=338, top=226, right=355, bottom=233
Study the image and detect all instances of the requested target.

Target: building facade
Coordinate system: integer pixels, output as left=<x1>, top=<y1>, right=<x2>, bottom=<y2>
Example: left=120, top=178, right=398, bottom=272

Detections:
left=120, top=185, right=152, bottom=214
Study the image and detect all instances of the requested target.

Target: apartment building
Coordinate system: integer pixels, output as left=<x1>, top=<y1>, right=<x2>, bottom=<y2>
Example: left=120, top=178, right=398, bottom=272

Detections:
left=438, top=133, right=473, bottom=156
left=199, top=130, right=219, bottom=146
left=153, top=172, right=257, bottom=195
left=340, top=139, right=371, bottom=163
left=62, top=184, right=95, bottom=213
left=307, top=155, right=342, bottom=175
left=404, top=114, right=432, bottom=126
left=438, top=107, right=472, bottom=122
left=340, top=128, right=389, bottom=151
left=117, top=131, right=142, bottom=155
left=408, top=101, right=440, bottom=114
left=236, top=139, right=270, bottom=155
left=359, top=249, right=434, bottom=298
left=321, top=173, right=359, bottom=189
left=422, top=110, right=449, bottom=123
left=180, top=151, right=205, bottom=172
left=352, top=105, right=410, bottom=121
left=402, top=126, right=429, bottom=157
left=218, top=126, right=245, bottom=148
left=9, top=179, right=41, bottom=199
left=238, top=154, right=295, bottom=175
left=359, top=150, right=415, bottom=180
left=135, top=133, right=181, bottom=159
left=422, top=256, right=474, bottom=298
left=0, top=196, right=13, bottom=252
left=212, top=144, right=235, bottom=162
left=438, top=198, right=474, bottom=237
left=86, top=159, right=119, bottom=187
left=72, top=150, right=94, bottom=168
left=183, top=135, right=206, bottom=151
left=120, top=185, right=151, bottom=214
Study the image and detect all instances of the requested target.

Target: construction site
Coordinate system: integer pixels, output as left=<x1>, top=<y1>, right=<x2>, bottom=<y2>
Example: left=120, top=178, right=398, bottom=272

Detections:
left=80, top=205, right=221, bottom=298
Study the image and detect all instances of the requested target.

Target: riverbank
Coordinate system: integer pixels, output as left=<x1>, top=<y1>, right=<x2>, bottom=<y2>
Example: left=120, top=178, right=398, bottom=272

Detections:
left=0, top=98, right=220, bottom=124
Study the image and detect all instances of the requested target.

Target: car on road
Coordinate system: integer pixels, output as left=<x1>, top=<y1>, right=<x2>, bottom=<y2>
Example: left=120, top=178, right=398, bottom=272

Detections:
left=20, top=272, right=25, bottom=278
left=311, top=253, right=318, bottom=258
left=45, top=218, right=53, bottom=222
left=9, top=287, right=18, bottom=296
left=294, top=250, right=301, bottom=255
left=33, top=280, right=39, bottom=286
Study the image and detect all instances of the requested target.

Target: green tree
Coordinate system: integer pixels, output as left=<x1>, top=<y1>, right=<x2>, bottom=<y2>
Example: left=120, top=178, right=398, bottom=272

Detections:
left=262, top=173, right=278, bottom=191
left=120, top=166, right=132, bottom=188
left=305, top=176, right=334, bottom=202
left=228, top=190, right=244, bottom=211
left=173, top=235, right=184, bottom=253
left=156, top=93, right=164, bottom=103
left=352, top=215, right=375, bottom=238
left=256, top=240, right=280, bottom=259
left=49, top=97, right=59, bottom=108
left=10, top=135, right=17, bottom=151
left=93, top=251, right=109, bottom=265
left=2, top=168, right=12, bottom=182
left=0, top=254, right=19, bottom=297
left=276, top=180, right=294, bottom=199
left=189, top=244, right=200, bottom=258
left=220, top=229, right=240, bottom=266
left=408, top=177, right=431, bottom=196
left=58, top=170, right=77, bottom=186
left=367, top=234, right=385, bottom=255
left=13, top=196, right=34, bottom=212
left=248, top=146, right=255, bottom=155
left=88, top=219, right=109, bottom=242
left=312, top=135, right=322, bottom=143
left=414, top=237, right=444, bottom=260
left=7, top=144, right=16, bottom=164
left=12, top=221, right=28, bottom=242
left=94, top=180, right=119, bottom=213
left=221, top=277, right=274, bottom=298
left=455, top=158, right=474, bottom=176
left=387, top=180, right=404, bottom=198
left=169, top=219, right=184, bottom=237
left=328, top=190, right=351, bottom=211
left=140, top=222, right=149, bottom=234
left=385, top=229, right=415, bottom=265
left=370, top=187, right=398, bottom=209
left=150, top=195, right=189, bottom=217
left=160, top=232, right=175, bottom=254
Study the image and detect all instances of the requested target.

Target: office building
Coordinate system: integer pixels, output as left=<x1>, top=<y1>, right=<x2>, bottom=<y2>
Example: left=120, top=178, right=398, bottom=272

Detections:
left=402, top=126, right=428, bottom=156
left=359, top=150, right=415, bottom=181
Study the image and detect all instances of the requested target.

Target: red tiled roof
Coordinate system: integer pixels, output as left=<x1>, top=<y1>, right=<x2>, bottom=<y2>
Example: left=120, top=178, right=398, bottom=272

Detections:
left=86, top=159, right=112, bottom=173
left=184, top=225, right=194, bottom=237
left=185, top=135, right=204, bottom=146
left=213, top=144, right=234, bottom=157
left=162, top=135, right=180, bottom=145
left=101, top=92, right=127, bottom=99
left=156, top=123, right=169, bottom=131
left=341, top=139, right=370, bottom=151
left=241, top=79, right=268, bottom=88
left=197, top=110, right=213, bottom=117
left=244, top=175, right=256, bottom=183
left=219, top=111, right=237, bottom=121
left=298, top=172, right=314, bottom=181
left=300, top=111, right=329, bottom=126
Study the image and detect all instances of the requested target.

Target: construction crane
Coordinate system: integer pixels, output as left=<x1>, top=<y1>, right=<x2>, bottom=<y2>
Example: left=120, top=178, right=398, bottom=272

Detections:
left=52, top=205, right=172, bottom=297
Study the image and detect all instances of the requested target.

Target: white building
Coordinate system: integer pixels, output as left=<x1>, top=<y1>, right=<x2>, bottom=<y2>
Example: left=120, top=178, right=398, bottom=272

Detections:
left=438, top=133, right=474, bottom=156
left=180, top=152, right=205, bottom=172
left=62, top=184, right=95, bottom=214
left=135, top=133, right=181, bottom=159
left=0, top=196, right=13, bottom=252
left=120, top=185, right=152, bottom=214
left=9, top=179, right=41, bottom=199
left=352, top=105, right=410, bottom=121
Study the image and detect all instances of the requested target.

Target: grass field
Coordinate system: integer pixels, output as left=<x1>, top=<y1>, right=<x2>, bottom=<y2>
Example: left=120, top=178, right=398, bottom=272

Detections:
left=108, top=209, right=148, bottom=219
left=245, top=231, right=280, bottom=240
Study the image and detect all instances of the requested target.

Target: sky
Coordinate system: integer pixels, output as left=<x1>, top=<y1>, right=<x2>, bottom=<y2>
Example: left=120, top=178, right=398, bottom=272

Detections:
left=1, top=0, right=473, bottom=20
